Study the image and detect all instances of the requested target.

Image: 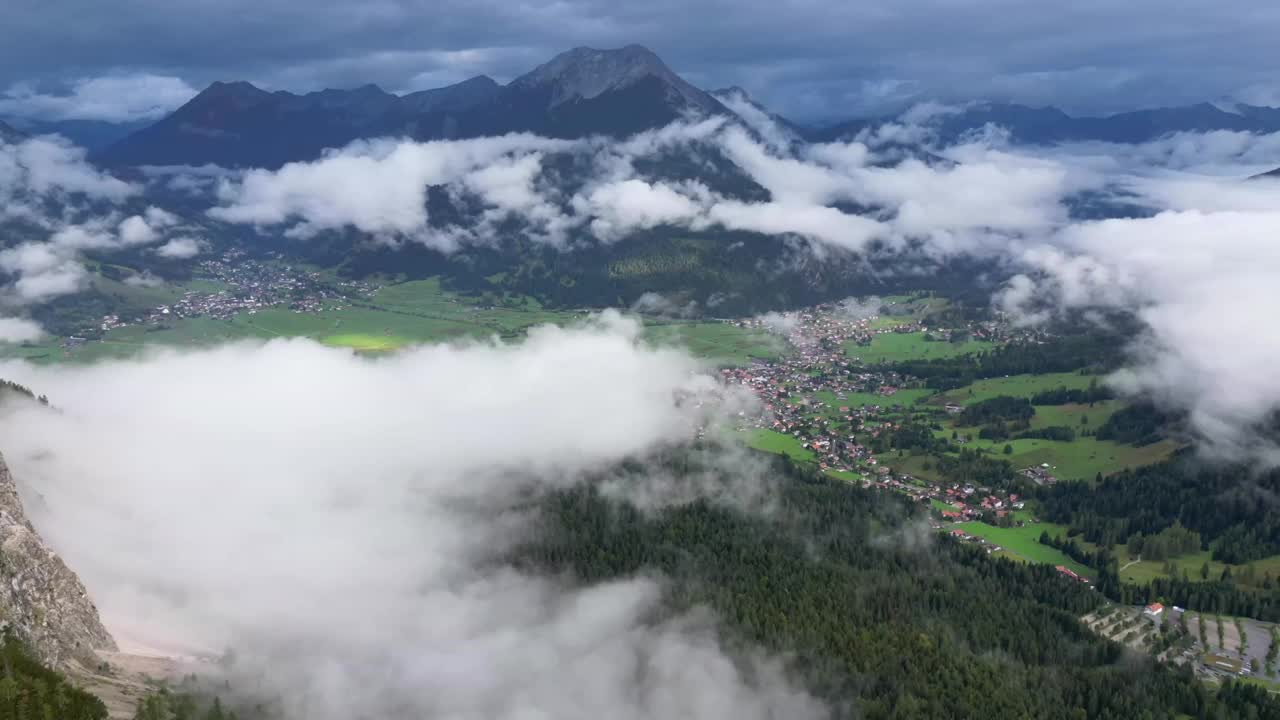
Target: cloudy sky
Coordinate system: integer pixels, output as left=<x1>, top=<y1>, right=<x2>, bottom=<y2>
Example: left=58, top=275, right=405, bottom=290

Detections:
left=4, top=0, right=1280, bottom=123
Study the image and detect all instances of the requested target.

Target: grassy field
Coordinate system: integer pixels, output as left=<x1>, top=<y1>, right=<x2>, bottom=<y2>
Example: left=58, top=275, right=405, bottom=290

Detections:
left=892, top=454, right=946, bottom=482
left=955, top=518, right=1093, bottom=577
left=934, top=372, right=1099, bottom=405
left=322, top=333, right=411, bottom=352
left=644, top=322, right=784, bottom=366
left=844, top=331, right=993, bottom=365
left=2, top=277, right=789, bottom=367
left=1115, top=547, right=1280, bottom=590
left=925, top=376, right=1178, bottom=480
left=865, top=295, right=950, bottom=329
left=825, top=469, right=865, bottom=483
left=811, top=388, right=935, bottom=411
left=945, top=430, right=1181, bottom=482
left=931, top=498, right=960, bottom=513
left=1030, top=400, right=1122, bottom=432
left=739, top=428, right=815, bottom=462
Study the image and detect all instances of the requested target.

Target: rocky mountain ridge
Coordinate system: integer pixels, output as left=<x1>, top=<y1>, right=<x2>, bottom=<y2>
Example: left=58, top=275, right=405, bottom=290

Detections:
left=0, top=450, right=116, bottom=668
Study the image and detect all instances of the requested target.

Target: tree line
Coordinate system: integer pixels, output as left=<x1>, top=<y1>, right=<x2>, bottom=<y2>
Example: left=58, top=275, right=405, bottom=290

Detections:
left=0, top=634, right=108, bottom=720
left=512, top=452, right=1280, bottom=719
left=880, top=331, right=1129, bottom=390
left=1039, top=456, right=1280, bottom=564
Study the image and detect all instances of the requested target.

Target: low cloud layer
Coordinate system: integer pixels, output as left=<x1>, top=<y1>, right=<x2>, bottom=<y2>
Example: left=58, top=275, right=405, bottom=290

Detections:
left=110, top=114, right=1280, bottom=461
left=0, top=316, right=42, bottom=343
left=0, top=315, right=823, bottom=719
left=1000, top=208, right=1280, bottom=462
left=0, top=204, right=180, bottom=303
left=0, top=136, right=194, bottom=335
left=8, top=108, right=1280, bottom=463
left=204, top=116, right=1078, bottom=256
left=0, top=74, right=197, bottom=123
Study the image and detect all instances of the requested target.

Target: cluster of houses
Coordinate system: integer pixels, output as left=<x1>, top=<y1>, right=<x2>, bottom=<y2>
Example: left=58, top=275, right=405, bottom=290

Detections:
left=720, top=302, right=1035, bottom=503
left=1020, top=465, right=1060, bottom=486
left=98, top=252, right=375, bottom=332
left=719, top=306, right=927, bottom=476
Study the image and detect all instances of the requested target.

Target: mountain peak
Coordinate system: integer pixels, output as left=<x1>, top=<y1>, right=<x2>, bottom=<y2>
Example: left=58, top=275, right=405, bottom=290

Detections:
left=510, top=44, right=715, bottom=111
left=456, top=74, right=499, bottom=88
left=181, top=80, right=274, bottom=116
left=202, top=80, right=270, bottom=99
left=399, top=75, right=503, bottom=115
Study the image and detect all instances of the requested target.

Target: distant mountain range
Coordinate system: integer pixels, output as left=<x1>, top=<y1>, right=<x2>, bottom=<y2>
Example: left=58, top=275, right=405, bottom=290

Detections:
left=815, top=101, right=1280, bottom=145
left=3, top=117, right=151, bottom=151
left=5, top=44, right=1280, bottom=168
left=95, top=45, right=732, bottom=168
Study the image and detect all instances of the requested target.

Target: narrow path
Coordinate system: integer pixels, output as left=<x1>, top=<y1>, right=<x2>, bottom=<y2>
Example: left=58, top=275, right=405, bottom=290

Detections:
left=1120, top=557, right=1142, bottom=571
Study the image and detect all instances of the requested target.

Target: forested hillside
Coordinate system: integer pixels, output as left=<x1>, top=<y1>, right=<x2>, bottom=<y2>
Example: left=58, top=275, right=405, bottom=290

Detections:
left=514, top=455, right=1280, bottom=719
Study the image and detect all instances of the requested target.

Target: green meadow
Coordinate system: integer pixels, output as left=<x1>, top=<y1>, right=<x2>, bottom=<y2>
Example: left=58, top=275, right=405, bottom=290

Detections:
left=934, top=372, right=1099, bottom=405
left=739, top=428, right=815, bottom=462
left=644, top=322, right=784, bottom=366
left=3, top=276, right=790, bottom=367
left=1114, top=546, right=1280, bottom=591
left=955, top=518, right=1093, bottom=577
left=844, top=331, right=994, bottom=365
left=322, top=334, right=412, bottom=352
left=811, top=388, right=934, bottom=411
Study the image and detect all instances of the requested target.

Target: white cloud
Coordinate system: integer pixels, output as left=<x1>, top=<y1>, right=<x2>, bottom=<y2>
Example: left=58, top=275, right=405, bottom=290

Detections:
left=0, top=316, right=822, bottom=719
left=0, top=135, right=136, bottom=203
left=0, top=134, right=180, bottom=305
left=581, top=179, right=709, bottom=240
left=714, top=89, right=797, bottom=154
left=1000, top=209, right=1280, bottom=461
left=0, top=242, right=89, bottom=302
left=116, top=214, right=158, bottom=246
left=630, top=291, right=698, bottom=318
left=834, top=296, right=883, bottom=322
left=756, top=311, right=800, bottom=336
left=0, top=207, right=179, bottom=303
left=210, top=134, right=573, bottom=249
left=155, top=236, right=202, bottom=259
left=0, top=74, right=197, bottom=123
left=0, top=316, right=43, bottom=343
left=123, top=272, right=163, bottom=288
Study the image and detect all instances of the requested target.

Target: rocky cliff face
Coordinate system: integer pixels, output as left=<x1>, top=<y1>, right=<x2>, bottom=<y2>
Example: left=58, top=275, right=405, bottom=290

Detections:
left=0, top=451, right=116, bottom=667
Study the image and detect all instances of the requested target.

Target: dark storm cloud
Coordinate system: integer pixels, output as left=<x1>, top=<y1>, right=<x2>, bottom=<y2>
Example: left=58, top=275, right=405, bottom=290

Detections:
left=3, top=0, right=1280, bottom=122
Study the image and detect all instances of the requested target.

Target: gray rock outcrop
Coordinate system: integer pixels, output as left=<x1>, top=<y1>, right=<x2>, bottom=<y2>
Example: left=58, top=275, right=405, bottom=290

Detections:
left=0, top=451, right=116, bottom=667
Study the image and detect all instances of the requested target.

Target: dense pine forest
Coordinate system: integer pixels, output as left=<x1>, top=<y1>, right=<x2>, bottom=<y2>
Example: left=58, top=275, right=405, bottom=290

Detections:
left=514, top=455, right=1280, bottom=719
left=1034, top=457, right=1280, bottom=620
left=1041, top=459, right=1280, bottom=564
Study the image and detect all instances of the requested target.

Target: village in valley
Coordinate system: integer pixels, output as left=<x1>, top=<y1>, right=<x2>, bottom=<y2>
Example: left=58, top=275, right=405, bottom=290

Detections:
left=720, top=300, right=1045, bottom=552
left=705, top=296, right=1280, bottom=687
left=20, top=255, right=1262, bottom=685
left=96, top=251, right=376, bottom=335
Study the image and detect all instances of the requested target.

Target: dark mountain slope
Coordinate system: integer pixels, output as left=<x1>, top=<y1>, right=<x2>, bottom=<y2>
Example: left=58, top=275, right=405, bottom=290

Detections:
left=99, top=45, right=732, bottom=167
left=95, top=80, right=401, bottom=167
